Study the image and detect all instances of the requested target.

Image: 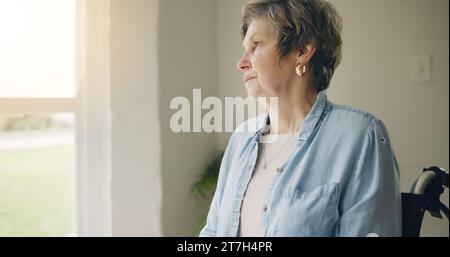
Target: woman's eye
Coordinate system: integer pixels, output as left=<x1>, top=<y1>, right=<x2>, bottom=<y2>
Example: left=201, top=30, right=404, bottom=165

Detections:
left=251, top=42, right=261, bottom=51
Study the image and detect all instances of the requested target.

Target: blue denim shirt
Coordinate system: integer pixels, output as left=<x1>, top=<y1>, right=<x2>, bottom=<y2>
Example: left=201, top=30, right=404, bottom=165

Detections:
left=199, top=91, right=402, bottom=237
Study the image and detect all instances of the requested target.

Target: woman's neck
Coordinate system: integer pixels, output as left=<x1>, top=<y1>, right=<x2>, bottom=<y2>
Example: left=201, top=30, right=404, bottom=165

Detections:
left=267, top=87, right=317, bottom=135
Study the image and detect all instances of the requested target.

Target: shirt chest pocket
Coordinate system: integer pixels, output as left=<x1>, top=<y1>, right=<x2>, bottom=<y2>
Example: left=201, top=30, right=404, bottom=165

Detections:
left=275, top=183, right=340, bottom=236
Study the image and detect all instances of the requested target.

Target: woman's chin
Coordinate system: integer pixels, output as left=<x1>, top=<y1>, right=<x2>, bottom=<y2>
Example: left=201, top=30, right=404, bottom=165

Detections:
left=246, top=90, right=262, bottom=99
left=245, top=83, right=263, bottom=99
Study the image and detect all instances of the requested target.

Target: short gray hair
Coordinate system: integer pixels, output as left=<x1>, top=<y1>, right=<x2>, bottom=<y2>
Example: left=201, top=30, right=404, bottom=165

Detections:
left=241, top=0, right=343, bottom=92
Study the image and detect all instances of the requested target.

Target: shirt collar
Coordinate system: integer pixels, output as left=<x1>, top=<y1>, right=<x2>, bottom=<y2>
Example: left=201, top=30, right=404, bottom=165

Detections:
left=252, top=90, right=329, bottom=143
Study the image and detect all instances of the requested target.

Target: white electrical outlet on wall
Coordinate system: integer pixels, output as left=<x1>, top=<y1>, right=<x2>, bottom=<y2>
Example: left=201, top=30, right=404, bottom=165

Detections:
left=409, top=54, right=432, bottom=82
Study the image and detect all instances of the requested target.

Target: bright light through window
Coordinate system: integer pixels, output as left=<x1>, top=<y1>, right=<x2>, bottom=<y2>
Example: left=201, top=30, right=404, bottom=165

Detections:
left=0, top=0, right=76, bottom=98
left=0, top=113, right=76, bottom=236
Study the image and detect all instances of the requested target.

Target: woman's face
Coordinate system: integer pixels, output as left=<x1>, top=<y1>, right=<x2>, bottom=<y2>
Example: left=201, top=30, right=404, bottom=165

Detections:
left=237, top=17, right=298, bottom=98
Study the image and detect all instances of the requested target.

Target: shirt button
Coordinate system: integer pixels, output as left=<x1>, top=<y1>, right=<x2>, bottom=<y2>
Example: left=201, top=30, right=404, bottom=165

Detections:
left=276, top=167, right=283, bottom=173
left=262, top=205, right=267, bottom=212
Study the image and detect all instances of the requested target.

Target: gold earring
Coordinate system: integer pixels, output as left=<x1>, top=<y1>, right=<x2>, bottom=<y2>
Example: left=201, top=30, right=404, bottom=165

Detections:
left=296, top=64, right=306, bottom=77
left=296, top=64, right=302, bottom=76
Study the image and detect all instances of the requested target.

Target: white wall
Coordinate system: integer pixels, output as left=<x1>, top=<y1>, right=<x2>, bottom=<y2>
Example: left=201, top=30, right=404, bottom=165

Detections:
left=216, top=0, right=449, bottom=236
left=109, top=0, right=218, bottom=237
left=110, top=0, right=163, bottom=236
left=217, top=0, right=249, bottom=149
left=158, top=0, right=218, bottom=236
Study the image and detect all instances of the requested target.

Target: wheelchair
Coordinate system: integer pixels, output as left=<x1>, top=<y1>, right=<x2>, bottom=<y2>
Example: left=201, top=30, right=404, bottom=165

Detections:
left=402, top=166, right=449, bottom=237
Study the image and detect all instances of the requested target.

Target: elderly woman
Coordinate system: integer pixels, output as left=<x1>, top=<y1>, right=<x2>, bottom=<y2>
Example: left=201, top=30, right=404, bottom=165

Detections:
left=200, top=0, right=402, bottom=237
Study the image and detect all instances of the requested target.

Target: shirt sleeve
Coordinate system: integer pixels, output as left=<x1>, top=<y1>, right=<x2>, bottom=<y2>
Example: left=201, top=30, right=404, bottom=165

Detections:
left=198, top=132, right=237, bottom=237
left=338, top=118, right=402, bottom=237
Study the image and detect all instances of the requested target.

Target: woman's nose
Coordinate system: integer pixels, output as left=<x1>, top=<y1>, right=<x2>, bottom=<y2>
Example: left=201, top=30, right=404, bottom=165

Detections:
left=236, top=53, right=251, bottom=72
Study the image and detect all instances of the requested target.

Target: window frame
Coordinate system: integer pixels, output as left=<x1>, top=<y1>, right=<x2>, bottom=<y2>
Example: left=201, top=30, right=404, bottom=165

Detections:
left=0, top=0, right=112, bottom=236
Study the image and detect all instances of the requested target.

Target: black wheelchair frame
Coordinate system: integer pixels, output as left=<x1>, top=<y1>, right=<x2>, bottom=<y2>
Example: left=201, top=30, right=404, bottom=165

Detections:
left=402, top=166, right=449, bottom=237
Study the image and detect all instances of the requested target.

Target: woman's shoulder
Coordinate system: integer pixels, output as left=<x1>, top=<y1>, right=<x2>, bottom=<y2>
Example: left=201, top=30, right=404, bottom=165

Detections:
left=328, top=103, right=382, bottom=126
left=329, top=103, right=377, bottom=122
left=324, top=103, right=387, bottom=138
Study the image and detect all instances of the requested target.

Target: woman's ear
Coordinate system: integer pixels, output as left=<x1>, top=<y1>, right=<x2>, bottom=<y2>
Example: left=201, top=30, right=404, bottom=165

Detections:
left=297, top=44, right=317, bottom=64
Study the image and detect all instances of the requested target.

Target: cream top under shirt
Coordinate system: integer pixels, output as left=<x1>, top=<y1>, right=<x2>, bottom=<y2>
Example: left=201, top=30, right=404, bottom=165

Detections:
left=237, top=131, right=298, bottom=237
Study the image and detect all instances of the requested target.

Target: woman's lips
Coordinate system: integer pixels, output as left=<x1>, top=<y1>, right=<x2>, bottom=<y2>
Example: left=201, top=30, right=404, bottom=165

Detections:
left=244, top=76, right=257, bottom=83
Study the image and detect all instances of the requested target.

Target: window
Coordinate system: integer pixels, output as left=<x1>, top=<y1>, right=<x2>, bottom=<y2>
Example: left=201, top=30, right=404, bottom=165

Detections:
left=0, top=113, right=76, bottom=236
left=0, top=0, right=77, bottom=236
left=0, top=0, right=111, bottom=236
left=0, top=0, right=76, bottom=98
